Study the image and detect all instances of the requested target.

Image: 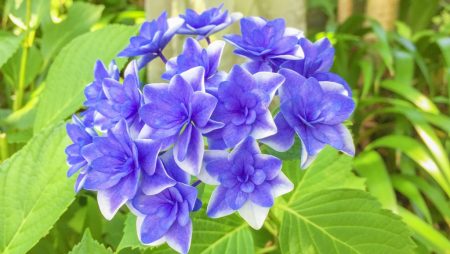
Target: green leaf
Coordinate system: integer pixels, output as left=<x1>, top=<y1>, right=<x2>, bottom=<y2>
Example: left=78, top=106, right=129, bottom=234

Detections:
left=354, top=151, right=397, bottom=211
left=0, top=31, right=22, bottom=68
left=34, top=25, right=138, bottom=133
left=0, top=123, right=75, bottom=254
left=286, top=146, right=365, bottom=203
left=381, top=80, right=439, bottom=114
left=190, top=209, right=254, bottom=254
left=398, top=207, right=450, bottom=253
left=69, top=230, right=112, bottom=254
left=2, top=45, right=43, bottom=89
left=370, top=20, right=394, bottom=74
left=117, top=214, right=143, bottom=252
left=278, top=189, right=415, bottom=254
left=366, top=135, right=450, bottom=196
left=41, top=2, right=104, bottom=61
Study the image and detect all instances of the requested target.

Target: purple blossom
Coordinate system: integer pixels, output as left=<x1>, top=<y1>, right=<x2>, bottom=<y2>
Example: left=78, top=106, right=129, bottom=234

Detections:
left=129, top=152, right=197, bottom=254
left=162, top=37, right=227, bottom=95
left=224, top=17, right=303, bottom=62
left=206, top=65, right=284, bottom=149
left=65, top=115, right=97, bottom=191
left=198, top=137, right=293, bottom=229
left=75, top=120, right=171, bottom=220
left=177, top=4, right=242, bottom=40
left=281, top=37, right=352, bottom=95
left=118, top=12, right=184, bottom=68
left=139, top=67, right=224, bottom=175
left=95, top=61, right=143, bottom=137
left=81, top=60, right=119, bottom=127
left=262, top=69, right=355, bottom=168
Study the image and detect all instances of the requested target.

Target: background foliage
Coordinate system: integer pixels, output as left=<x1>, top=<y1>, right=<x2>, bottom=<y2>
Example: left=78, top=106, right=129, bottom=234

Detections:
left=0, top=0, right=449, bottom=253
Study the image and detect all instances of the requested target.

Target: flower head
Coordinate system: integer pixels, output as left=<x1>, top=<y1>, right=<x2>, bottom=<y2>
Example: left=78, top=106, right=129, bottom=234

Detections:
left=207, top=65, right=284, bottom=149
left=118, top=12, right=184, bottom=68
left=177, top=4, right=242, bottom=39
left=262, top=69, right=355, bottom=168
left=77, top=120, right=169, bottom=220
left=224, top=17, right=303, bottom=61
left=82, top=60, right=119, bottom=127
left=280, top=37, right=352, bottom=95
left=95, top=61, right=143, bottom=136
left=199, top=137, right=293, bottom=229
left=139, top=67, right=223, bottom=175
left=162, top=38, right=227, bottom=95
left=130, top=152, right=197, bottom=254
left=65, top=115, right=97, bottom=191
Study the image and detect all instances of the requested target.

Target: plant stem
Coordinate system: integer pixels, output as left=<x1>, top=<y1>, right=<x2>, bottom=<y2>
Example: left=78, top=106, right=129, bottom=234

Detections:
left=192, top=180, right=202, bottom=187
left=205, top=37, right=211, bottom=45
left=13, top=0, right=32, bottom=111
left=157, top=50, right=167, bottom=64
left=263, top=218, right=278, bottom=237
left=0, top=133, right=9, bottom=161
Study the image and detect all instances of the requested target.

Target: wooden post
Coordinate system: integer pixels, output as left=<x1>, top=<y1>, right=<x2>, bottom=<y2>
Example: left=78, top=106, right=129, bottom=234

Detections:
left=366, top=0, right=399, bottom=30
left=338, top=0, right=353, bottom=23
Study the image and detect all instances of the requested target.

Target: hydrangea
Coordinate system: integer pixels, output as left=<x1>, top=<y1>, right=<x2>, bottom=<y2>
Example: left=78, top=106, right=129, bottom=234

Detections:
left=199, top=137, right=293, bottom=229
left=82, top=60, right=119, bottom=127
left=262, top=69, right=355, bottom=168
left=129, top=151, right=197, bottom=254
left=95, top=61, right=143, bottom=136
left=281, top=37, right=352, bottom=95
left=206, top=65, right=284, bottom=149
left=76, top=120, right=168, bottom=219
left=162, top=37, right=226, bottom=95
left=67, top=6, right=356, bottom=254
left=139, top=67, right=223, bottom=175
left=65, top=115, right=97, bottom=192
left=118, top=12, right=184, bottom=68
left=177, top=4, right=242, bottom=40
left=224, top=17, right=303, bottom=62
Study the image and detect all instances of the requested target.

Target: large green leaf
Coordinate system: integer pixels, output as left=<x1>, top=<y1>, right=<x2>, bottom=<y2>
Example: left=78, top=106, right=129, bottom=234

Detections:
left=69, top=230, right=112, bottom=254
left=0, top=31, right=22, bottom=68
left=0, top=123, right=75, bottom=254
left=41, top=2, right=104, bottom=61
left=34, top=25, right=137, bottom=132
left=285, top=147, right=365, bottom=203
left=189, top=210, right=254, bottom=254
left=278, top=189, right=415, bottom=254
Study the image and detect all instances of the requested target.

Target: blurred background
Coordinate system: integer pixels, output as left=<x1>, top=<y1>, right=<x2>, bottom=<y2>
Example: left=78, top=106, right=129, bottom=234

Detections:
left=0, top=0, right=449, bottom=253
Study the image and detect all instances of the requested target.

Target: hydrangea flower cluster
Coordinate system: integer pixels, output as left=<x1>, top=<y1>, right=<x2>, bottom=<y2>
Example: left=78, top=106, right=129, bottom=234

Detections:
left=66, top=5, right=355, bottom=254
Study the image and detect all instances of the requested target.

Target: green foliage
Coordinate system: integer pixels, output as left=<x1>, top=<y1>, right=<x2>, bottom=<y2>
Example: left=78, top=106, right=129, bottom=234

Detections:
left=279, top=189, right=415, bottom=254
left=0, top=31, right=22, bottom=68
left=69, top=230, right=113, bottom=254
left=0, top=123, right=74, bottom=254
left=34, top=24, right=137, bottom=132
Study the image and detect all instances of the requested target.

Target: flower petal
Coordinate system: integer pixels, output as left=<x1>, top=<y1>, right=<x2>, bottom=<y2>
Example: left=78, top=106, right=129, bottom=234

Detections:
left=238, top=201, right=270, bottom=230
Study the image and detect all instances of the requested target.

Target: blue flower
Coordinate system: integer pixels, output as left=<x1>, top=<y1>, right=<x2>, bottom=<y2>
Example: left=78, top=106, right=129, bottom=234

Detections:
left=139, top=67, right=224, bottom=175
left=280, top=37, right=352, bottom=95
left=177, top=4, right=242, bottom=40
left=129, top=152, right=197, bottom=254
left=77, top=120, right=171, bottom=220
left=198, top=137, right=293, bottom=229
left=118, top=12, right=184, bottom=68
left=65, top=115, right=97, bottom=191
left=224, top=17, right=303, bottom=61
left=95, top=61, right=143, bottom=136
left=162, top=37, right=227, bottom=96
left=262, top=69, right=355, bottom=168
left=206, top=65, right=284, bottom=149
left=82, top=60, right=119, bottom=127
